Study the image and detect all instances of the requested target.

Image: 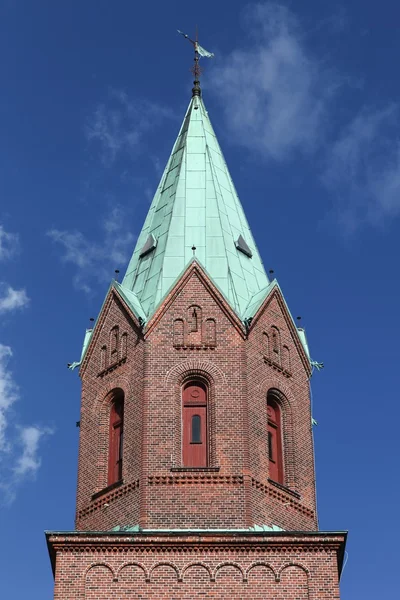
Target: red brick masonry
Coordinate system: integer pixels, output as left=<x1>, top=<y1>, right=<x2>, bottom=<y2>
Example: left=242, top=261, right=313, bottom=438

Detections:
left=50, top=261, right=347, bottom=599
left=75, top=263, right=318, bottom=533
left=47, top=530, right=346, bottom=600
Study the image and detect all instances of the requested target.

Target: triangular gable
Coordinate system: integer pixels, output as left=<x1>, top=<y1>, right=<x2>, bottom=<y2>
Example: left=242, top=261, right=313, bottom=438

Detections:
left=246, top=282, right=312, bottom=376
left=144, top=258, right=246, bottom=339
left=79, top=282, right=143, bottom=377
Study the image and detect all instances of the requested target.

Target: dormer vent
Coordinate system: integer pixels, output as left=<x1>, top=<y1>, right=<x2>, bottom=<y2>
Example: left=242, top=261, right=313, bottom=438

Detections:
left=235, top=235, right=253, bottom=258
left=139, top=234, right=157, bottom=258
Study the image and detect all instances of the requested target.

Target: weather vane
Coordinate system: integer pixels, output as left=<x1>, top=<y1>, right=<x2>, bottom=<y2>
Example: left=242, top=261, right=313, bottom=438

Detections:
left=177, top=29, right=214, bottom=95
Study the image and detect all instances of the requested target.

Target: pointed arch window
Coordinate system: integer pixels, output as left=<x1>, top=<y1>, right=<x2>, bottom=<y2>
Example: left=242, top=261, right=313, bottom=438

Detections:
left=108, top=391, right=124, bottom=485
left=182, top=381, right=208, bottom=467
left=267, top=394, right=284, bottom=484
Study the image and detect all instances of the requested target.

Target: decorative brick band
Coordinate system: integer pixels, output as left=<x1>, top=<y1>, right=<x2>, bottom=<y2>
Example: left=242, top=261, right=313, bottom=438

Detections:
left=251, top=478, right=314, bottom=519
left=77, top=480, right=139, bottom=520
left=50, top=538, right=343, bottom=558
left=52, top=542, right=341, bottom=556
left=148, top=474, right=244, bottom=486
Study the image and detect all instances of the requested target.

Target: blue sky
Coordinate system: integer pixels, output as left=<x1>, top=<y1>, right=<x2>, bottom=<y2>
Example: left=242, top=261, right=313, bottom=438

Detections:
left=1, top=1, right=399, bottom=597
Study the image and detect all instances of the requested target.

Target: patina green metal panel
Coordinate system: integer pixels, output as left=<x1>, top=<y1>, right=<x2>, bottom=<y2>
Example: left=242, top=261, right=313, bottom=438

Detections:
left=121, top=94, right=271, bottom=319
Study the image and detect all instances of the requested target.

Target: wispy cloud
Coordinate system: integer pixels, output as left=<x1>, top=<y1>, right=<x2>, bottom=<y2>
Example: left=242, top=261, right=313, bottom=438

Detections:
left=210, top=2, right=336, bottom=160
left=86, top=89, right=175, bottom=166
left=0, top=344, right=18, bottom=452
left=323, top=106, right=400, bottom=230
left=0, top=225, right=19, bottom=261
left=13, top=426, right=54, bottom=478
left=0, top=284, right=29, bottom=314
left=0, top=345, right=52, bottom=503
left=47, top=205, right=135, bottom=293
left=211, top=2, right=400, bottom=231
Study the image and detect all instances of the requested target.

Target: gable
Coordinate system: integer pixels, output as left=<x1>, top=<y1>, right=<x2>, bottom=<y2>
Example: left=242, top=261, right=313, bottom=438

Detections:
left=248, top=287, right=311, bottom=377
left=79, top=286, right=142, bottom=378
left=144, top=261, right=246, bottom=344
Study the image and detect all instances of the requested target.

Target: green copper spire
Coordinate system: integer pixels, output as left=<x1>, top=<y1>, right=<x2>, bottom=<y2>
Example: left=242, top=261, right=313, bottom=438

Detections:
left=122, top=93, right=270, bottom=319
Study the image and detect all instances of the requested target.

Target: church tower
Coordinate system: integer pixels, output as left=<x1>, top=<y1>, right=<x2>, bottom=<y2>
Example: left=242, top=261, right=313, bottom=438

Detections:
left=47, top=59, right=346, bottom=599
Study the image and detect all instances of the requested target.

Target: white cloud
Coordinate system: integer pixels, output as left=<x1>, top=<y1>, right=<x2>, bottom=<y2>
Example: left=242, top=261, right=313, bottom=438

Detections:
left=323, top=106, right=400, bottom=230
left=209, top=2, right=400, bottom=231
left=86, top=89, right=175, bottom=166
left=0, top=284, right=30, bottom=314
left=210, top=2, right=336, bottom=159
left=0, top=225, right=19, bottom=261
left=48, top=205, right=135, bottom=293
left=13, top=426, right=53, bottom=477
left=0, top=345, right=53, bottom=504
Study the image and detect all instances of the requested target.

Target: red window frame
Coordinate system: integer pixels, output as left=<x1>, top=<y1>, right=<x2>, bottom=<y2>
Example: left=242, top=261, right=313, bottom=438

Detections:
left=182, top=381, right=208, bottom=467
left=267, top=398, right=284, bottom=484
left=108, top=394, right=124, bottom=485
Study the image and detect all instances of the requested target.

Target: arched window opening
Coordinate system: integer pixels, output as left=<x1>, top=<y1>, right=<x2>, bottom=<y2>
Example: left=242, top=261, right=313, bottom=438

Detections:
left=110, top=326, right=119, bottom=361
left=173, top=319, right=184, bottom=347
left=271, top=326, right=280, bottom=363
left=108, top=391, right=124, bottom=485
left=263, top=332, right=269, bottom=357
left=282, top=345, right=291, bottom=372
left=121, top=332, right=128, bottom=359
left=182, top=381, right=208, bottom=467
left=267, top=394, right=284, bottom=484
left=204, top=318, right=216, bottom=347
left=187, top=305, right=202, bottom=334
left=100, top=345, right=108, bottom=370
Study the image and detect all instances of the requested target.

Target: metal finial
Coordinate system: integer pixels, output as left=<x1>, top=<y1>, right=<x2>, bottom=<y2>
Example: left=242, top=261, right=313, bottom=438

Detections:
left=192, top=245, right=196, bottom=256
left=114, top=269, right=120, bottom=282
left=177, top=29, right=214, bottom=97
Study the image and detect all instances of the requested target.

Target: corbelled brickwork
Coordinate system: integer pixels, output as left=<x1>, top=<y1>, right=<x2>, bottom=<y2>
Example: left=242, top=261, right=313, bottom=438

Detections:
left=47, top=531, right=345, bottom=600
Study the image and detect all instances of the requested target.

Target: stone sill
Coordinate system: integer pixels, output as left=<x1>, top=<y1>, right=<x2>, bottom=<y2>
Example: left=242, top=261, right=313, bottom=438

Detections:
left=97, top=358, right=127, bottom=378
left=92, top=479, right=124, bottom=501
left=263, top=356, right=291, bottom=378
left=170, top=467, right=220, bottom=473
left=268, top=478, right=300, bottom=499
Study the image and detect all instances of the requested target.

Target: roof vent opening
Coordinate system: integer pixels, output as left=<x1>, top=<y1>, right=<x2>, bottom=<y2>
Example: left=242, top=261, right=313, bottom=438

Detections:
left=139, top=234, right=157, bottom=258
left=235, top=235, right=253, bottom=258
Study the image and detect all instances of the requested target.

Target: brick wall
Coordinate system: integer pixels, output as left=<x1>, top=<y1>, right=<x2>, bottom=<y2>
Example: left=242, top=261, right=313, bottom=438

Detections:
left=48, top=532, right=345, bottom=600
left=75, top=263, right=317, bottom=532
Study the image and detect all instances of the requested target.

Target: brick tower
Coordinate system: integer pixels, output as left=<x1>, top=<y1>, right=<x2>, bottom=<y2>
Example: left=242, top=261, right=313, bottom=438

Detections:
left=47, top=69, right=346, bottom=599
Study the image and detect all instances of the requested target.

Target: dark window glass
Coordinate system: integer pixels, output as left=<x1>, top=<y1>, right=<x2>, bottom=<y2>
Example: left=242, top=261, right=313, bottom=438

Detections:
left=191, top=415, right=201, bottom=443
left=268, top=430, right=274, bottom=461
left=108, top=393, right=124, bottom=485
